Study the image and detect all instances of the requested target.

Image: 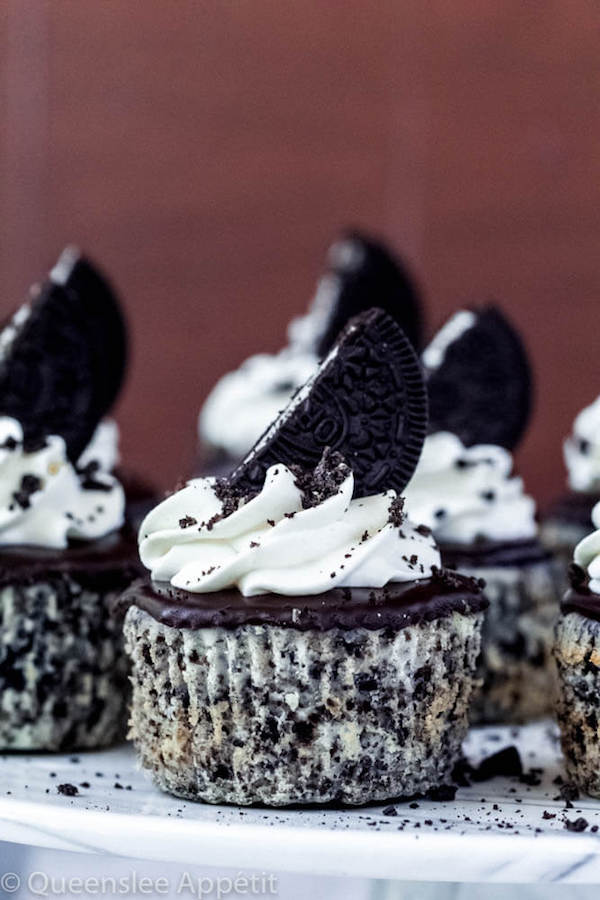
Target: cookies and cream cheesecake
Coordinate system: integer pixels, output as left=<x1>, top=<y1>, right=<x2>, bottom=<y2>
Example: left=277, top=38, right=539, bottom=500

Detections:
left=404, top=307, right=560, bottom=723
left=404, top=431, right=557, bottom=723
left=0, top=249, right=140, bottom=750
left=123, top=309, right=486, bottom=806
left=555, top=503, right=600, bottom=797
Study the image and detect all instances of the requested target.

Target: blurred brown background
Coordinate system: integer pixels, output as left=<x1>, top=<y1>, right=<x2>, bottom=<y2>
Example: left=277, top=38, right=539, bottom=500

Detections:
left=1, top=2, right=598, bottom=502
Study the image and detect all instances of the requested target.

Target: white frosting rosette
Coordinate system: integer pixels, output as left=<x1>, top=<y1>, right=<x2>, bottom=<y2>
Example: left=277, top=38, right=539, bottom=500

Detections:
left=139, top=463, right=440, bottom=597
left=403, top=431, right=537, bottom=545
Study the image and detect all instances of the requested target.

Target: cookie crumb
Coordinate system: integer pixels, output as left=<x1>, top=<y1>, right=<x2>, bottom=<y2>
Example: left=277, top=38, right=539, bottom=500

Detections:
left=564, top=817, right=588, bottom=833
left=57, top=783, right=79, bottom=797
left=179, top=516, right=197, bottom=529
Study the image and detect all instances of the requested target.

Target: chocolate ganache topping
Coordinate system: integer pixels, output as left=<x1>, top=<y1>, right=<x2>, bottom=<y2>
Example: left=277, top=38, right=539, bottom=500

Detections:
left=120, top=569, right=487, bottom=631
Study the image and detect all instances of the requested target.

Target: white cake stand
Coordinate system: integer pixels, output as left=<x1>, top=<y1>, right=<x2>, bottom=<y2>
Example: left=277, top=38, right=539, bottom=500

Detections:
left=0, top=721, right=598, bottom=884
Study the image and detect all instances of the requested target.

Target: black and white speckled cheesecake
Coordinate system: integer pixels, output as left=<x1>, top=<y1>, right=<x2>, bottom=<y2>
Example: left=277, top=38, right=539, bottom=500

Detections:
left=404, top=308, right=560, bottom=724
left=0, top=249, right=140, bottom=751
left=123, top=568, right=486, bottom=806
left=404, top=432, right=559, bottom=724
left=0, top=536, right=137, bottom=751
left=442, top=535, right=559, bottom=724
left=122, top=309, right=487, bottom=806
left=554, top=509, right=600, bottom=797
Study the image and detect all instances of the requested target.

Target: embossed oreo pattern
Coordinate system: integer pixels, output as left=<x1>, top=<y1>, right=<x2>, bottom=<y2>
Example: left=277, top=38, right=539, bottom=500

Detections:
left=230, top=309, right=428, bottom=497
left=426, top=307, right=532, bottom=451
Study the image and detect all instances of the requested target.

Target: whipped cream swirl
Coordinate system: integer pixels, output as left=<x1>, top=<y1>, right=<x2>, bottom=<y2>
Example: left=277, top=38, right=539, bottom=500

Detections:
left=403, top=432, right=537, bottom=545
left=573, top=501, right=600, bottom=593
left=199, top=350, right=317, bottom=459
left=139, top=464, right=440, bottom=597
left=0, top=417, right=124, bottom=548
left=564, top=396, right=600, bottom=493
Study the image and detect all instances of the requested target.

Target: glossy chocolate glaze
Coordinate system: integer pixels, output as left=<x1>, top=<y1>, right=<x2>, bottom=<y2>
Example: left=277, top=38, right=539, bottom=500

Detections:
left=0, top=528, right=140, bottom=591
left=440, top=537, right=550, bottom=570
left=543, top=491, right=599, bottom=528
left=561, top=588, right=600, bottom=624
left=119, top=569, right=487, bottom=632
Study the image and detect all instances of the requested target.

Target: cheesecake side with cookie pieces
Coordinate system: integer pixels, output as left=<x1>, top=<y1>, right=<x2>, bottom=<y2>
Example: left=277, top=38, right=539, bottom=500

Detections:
left=123, top=308, right=487, bottom=806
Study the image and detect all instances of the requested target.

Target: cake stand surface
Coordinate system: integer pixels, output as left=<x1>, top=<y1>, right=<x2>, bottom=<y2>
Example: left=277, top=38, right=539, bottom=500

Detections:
left=0, top=721, right=599, bottom=884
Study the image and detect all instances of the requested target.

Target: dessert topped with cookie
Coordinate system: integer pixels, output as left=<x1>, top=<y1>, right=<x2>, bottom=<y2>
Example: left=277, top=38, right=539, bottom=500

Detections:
left=403, top=306, right=559, bottom=723
left=0, top=248, right=141, bottom=751
left=123, top=307, right=486, bottom=806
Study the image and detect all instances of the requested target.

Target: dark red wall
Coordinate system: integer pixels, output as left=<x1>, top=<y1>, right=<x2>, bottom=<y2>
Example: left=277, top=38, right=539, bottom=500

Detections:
left=1, top=2, right=599, bottom=501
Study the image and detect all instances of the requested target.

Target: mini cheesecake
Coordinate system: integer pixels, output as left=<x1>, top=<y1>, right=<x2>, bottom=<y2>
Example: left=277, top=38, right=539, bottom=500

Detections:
left=404, top=309, right=560, bottom=724
left=0, top=532, right=137, bottom=751
left=122, top=568, right=485, bottom=805
left=0, top=250, right=140, bottom=751
left=555, top=512, right=600, bottom=798
left=197, top=230, right=422, bottom=476
left=404, top=433, right=559, bottom=724
left=124, top=310, right=487, bottom=806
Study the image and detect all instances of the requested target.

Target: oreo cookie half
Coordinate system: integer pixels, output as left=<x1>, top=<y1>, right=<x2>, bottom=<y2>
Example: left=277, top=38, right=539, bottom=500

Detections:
left=306, top=230, right=423, bottom=357
left=230, top=308, right=428, bottom=497
left=57, top=248, right=128, bottom=417
left=0, top=248, right=128, bottom=461
left=424, top=306, right=532, bottom=450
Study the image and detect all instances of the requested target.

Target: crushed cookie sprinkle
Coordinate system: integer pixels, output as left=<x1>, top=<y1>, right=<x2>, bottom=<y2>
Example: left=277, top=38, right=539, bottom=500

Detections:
left=291, top=448, right=350, bottom=510
left=179, top=515, right=198, bottom=529
left=387, top=495, right=405, bottom=527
